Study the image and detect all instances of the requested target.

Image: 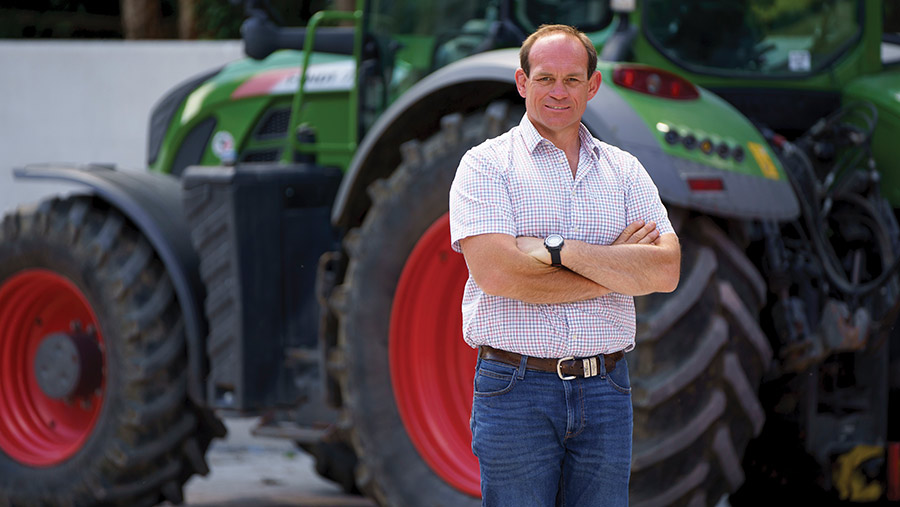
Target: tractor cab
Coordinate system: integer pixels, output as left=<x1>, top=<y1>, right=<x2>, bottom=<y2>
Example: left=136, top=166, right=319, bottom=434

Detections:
left=362, top=0, right=615, bottom=122
left=621, top=0, right=900, bottom=206
left=644, top=0, right=865, bottom=77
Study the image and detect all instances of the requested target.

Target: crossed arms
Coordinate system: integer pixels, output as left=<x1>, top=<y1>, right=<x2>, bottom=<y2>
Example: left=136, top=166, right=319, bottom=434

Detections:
left=458, top=221, right=680, bottom=304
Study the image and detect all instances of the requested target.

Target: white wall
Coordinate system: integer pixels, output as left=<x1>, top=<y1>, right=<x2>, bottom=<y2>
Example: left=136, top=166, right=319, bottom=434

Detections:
left=0, top=40, right=244, bottom=213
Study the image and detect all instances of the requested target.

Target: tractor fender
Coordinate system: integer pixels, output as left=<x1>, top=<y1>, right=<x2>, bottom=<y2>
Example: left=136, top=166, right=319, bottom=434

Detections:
left=13, top=164, right=208, bottom=404
left=332, top=49, right=522, bottom=227
left=333, top=48, right=799, bottom=226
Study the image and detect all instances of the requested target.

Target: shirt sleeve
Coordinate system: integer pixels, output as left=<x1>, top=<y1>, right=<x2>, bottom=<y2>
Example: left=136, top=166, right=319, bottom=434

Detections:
left=449, top=147, right=517, bottom=253
left=624, top=155, right=675, bottom=236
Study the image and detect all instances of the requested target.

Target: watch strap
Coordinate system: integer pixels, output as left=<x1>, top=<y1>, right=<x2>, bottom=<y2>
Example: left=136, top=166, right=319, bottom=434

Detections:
left=549, top=248, right=562, bottom=267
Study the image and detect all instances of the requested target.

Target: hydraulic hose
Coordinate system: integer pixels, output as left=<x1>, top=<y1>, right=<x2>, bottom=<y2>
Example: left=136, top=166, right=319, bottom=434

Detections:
left=779, top=141, right=900, bottom=298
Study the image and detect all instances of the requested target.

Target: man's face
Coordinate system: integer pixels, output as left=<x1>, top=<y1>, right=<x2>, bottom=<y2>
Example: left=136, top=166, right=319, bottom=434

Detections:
left=515, top=34, right=601, bottom=141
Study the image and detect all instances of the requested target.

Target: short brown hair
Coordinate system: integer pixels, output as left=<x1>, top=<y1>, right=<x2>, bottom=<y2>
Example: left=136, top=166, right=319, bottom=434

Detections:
left=519, top=24, right=597, bottom=78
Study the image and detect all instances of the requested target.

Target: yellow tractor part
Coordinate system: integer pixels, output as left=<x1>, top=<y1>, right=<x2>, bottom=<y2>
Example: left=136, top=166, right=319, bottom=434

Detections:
left=834, top=444, right=884, bottom=502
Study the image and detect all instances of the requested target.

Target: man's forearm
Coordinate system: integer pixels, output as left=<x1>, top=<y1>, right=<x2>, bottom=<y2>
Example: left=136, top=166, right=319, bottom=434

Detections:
left=459, top=234, right=611, bottom=304
left=515, top=221, right=679, bottom=296
left=563, top=234, right=680, bottom=296
left=499, top=260, right=613, bottom=304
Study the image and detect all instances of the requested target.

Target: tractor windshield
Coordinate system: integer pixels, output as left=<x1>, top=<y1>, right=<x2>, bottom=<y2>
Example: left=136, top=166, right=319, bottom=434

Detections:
left=366, top=0, right=611, bottom=94
left=643, top=0, right=863, bottom=76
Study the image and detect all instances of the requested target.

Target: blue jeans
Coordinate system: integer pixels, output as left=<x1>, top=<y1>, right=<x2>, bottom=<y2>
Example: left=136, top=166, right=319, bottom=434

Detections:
left=470, top=353, right=632, bottom=507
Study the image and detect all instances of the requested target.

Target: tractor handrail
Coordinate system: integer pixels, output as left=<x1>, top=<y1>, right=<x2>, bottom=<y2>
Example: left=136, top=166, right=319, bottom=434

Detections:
left=282, top=9, right=363, bottom=164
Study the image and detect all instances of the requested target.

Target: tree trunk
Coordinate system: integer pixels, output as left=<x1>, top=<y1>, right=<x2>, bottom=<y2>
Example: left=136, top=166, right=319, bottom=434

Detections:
left=120, top=0, right=162, bottom=39
left=334, top=0, right=356, bottom=11
left=178, top=0, right=198, bottom=39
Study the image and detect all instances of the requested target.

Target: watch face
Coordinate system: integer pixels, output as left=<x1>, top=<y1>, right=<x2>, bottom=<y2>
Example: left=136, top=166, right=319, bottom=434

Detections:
left=545, top=234, right=564, bottom=248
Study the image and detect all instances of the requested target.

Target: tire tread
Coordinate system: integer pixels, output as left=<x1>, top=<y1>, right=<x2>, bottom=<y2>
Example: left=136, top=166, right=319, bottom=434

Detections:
left=0, top=196, right=221, bottom=506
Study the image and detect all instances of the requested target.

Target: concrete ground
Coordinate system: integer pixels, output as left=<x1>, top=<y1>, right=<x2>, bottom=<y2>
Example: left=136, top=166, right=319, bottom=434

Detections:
left=177, top=418, right=374, bottom=507
left=180, top=418, right=734, bottom=507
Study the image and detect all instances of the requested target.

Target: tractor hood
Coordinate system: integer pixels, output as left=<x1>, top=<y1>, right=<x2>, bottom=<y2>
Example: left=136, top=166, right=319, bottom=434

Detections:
left=338, top=48, right=799, bottom=223
left=587, top=61, right=799, bottom=221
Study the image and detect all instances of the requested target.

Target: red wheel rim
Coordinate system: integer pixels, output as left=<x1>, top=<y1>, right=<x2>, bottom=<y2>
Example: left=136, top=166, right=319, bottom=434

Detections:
left=0, top=269, right=105, bottom=467
left=390, top=213, right=480, bottom=497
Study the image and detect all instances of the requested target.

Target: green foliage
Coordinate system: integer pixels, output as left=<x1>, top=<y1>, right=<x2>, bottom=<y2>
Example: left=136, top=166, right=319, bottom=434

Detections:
left=195, top=0, right=244, bottom=39
left=0, top=0, right=179, bottom=38
left=194, top=0, right=337, bottom=39
left=0, top=1, right=124, bottom=38
left=0, top=0, right=341, bottom=39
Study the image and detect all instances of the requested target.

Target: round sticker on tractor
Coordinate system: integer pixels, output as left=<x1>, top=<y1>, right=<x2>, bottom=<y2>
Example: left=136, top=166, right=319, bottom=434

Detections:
left=212, top=131, right=236, bottom=164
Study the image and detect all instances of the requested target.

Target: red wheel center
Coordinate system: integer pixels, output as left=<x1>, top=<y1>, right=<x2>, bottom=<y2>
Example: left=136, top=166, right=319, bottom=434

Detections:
left=0, top=269, right=106, bottom=467
left=390, top=213, right=480, bottom=497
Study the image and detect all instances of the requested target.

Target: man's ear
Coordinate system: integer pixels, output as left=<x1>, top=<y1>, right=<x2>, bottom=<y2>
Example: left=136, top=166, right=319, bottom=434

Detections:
left=515, top=68, right=528, bottom=98
left=587, top=70, right=602, bottom=100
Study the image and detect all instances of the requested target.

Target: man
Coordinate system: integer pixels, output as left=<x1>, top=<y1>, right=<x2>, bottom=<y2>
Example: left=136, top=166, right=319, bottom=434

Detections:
left=448, top=24, right=680, bottom=506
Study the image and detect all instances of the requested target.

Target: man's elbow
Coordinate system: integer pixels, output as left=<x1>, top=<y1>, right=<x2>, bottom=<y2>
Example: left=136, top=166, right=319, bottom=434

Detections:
left=472, top=270, right=512, bottom=297
left=656, top=255, right=681, bottom=293
left=657, top=270, right=680, bottom=293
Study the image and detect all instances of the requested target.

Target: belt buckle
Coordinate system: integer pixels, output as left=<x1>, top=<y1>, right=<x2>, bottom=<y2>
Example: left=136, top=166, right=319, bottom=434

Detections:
left=557, top=356, right=576, bottom=380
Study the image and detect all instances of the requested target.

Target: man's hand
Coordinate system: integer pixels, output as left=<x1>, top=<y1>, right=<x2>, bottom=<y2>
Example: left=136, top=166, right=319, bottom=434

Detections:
left=612, top=220, right=659, bottom=245
left=517, top=220, right=659, bottom=265
left=515, top=236, right=549, bottom=264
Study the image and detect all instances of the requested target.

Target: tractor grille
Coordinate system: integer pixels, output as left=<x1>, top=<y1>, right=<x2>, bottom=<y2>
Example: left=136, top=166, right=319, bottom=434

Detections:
left=241, top=149, right=281, bottom=162
left=254, top=107, right=291, bottom=139
left=171, top=116, right=217, bottom=177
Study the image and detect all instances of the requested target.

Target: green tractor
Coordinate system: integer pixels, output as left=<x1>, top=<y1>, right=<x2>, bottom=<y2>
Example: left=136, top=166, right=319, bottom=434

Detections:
left=1, top=0, right=899, bottom=505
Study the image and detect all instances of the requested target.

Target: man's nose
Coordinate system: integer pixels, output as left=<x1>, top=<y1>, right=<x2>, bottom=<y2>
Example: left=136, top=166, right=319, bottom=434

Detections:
left=549, top=80, right=568, bottom=98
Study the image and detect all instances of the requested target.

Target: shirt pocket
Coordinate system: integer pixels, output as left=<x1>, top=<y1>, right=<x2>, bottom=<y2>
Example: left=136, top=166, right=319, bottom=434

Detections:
left=578, top=179, right=626, bottom=245
left=508, top=179, right=568, bottom=237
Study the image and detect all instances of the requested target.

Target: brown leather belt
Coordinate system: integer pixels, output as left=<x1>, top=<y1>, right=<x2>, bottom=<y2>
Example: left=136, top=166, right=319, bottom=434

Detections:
left=479, top=345, right=625, bottom=380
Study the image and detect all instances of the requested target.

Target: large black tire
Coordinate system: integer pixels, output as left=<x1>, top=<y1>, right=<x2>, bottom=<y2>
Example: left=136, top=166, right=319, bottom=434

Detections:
left=331, top=102, right=521, bottom=506
left=0, top=196, right=224, bottom=507
left=629, top=215, right=772, bottom=506
left=297, top=440, right=360, bottom=495
left=331, top=102, right=771, bottom=506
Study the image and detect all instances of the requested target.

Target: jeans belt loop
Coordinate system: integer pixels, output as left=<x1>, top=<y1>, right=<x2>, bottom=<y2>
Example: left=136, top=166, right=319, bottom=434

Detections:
left=582, top=356, right=599, bottom=378
left=516, top=353, right=528, bottom=380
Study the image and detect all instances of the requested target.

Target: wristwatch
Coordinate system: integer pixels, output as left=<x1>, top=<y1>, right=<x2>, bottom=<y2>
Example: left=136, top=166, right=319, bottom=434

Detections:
left=544, top=234, right=565, bottom=267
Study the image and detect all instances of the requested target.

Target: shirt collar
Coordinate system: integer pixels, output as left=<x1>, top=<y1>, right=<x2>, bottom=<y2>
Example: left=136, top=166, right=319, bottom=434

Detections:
left=518, top=113, right=600, bottom=161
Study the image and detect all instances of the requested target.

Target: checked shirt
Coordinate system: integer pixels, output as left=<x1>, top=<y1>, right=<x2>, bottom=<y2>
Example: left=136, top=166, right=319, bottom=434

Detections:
left=449, top=114, right=674, bottom=358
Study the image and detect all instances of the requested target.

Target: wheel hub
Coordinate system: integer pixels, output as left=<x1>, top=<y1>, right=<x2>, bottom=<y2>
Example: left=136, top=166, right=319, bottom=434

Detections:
left=0, top=269, right=106, bottom=466
left=34, top=330, right=103, bottom=401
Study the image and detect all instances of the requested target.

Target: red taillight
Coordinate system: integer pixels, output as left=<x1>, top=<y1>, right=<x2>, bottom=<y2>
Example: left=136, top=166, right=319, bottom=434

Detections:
left=687, top=178, right=725, bottom=192
left=612, top=65, right=700, bottom=100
